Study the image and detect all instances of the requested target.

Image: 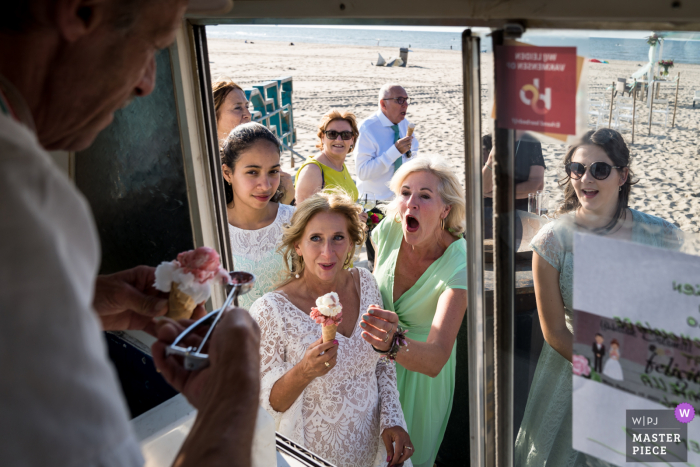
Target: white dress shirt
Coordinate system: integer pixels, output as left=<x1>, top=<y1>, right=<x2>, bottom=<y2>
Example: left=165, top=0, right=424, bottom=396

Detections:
left=354, top=110, right=419, bottom=201
left=0, top=105, right=143, bottom=465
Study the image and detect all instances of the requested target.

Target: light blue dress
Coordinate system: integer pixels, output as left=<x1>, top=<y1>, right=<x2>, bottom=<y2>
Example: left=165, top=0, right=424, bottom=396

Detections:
left=514, top=209, right=682, bottom=467
left=228, top=204, right=294, bottom=309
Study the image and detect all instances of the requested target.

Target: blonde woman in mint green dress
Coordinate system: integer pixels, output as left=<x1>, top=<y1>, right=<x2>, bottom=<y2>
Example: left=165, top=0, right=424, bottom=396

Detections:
left=359, top=157, right=468, bottom=467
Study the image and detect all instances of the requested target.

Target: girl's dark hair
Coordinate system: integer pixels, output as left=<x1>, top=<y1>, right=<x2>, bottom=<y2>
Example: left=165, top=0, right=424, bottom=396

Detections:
left=221, top=122, right=283, bottom=205
left=557, top=128, right=637, bottom=233
left=610, top=339, right=620, bottom=347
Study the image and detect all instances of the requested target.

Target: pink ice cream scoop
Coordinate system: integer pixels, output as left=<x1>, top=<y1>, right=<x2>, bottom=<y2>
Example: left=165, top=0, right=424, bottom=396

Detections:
left=310, top=307, right=343, bottom=326
left=176, top=247, right=230, bottom=284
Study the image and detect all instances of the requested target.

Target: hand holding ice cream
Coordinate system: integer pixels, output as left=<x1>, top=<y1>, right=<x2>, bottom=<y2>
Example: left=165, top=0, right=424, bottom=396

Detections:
left=154, top=247, right=231, bottom=320
left=310, top=291, right=343, bottom=342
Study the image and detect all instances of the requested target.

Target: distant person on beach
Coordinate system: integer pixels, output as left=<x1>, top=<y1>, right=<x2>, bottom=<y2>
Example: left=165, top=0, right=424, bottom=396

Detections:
left=514, top=128, right=682, bottom=467
left=354, top=83, right=419, bottom=270
left=213, top=79, right=294, bottom=204
left=0, top=1, right=261, bottom=466
left=482, top=130, right=545, bottom=212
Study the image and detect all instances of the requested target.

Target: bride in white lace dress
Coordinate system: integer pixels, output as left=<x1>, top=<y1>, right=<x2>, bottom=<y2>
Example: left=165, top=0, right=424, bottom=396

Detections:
left=220, top=123, right=295, bottom=309
left=250, top=191, right=414, bottom=467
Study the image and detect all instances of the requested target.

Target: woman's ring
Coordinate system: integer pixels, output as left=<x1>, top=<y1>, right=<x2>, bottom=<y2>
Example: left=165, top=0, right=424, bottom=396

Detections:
left=383, top=323, right=395, bottom=343
left=324, top=361, right=330, bottom=368
left=405, top=446, right=413, bottom=451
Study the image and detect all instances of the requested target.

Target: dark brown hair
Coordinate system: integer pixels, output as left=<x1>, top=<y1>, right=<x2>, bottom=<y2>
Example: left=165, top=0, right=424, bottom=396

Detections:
left=221, top=122, right=284, bottom=205
left=557, top=129, right=637, bottom=233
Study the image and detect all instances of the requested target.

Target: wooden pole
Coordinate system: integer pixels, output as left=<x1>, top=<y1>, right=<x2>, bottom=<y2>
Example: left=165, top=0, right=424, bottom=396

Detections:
left=631, top=83, right=637, bottom=144
left=608, top=81, right=615, bottom=128
left=672, top=72, right=680, bottom=128
left=648, top=80, right=656, bottom=135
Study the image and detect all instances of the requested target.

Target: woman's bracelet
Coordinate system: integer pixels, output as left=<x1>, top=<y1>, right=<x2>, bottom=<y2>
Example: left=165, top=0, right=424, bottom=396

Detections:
left=372, top=325, right=409, bottom=362
left=484, top=164, right=493, bottom=171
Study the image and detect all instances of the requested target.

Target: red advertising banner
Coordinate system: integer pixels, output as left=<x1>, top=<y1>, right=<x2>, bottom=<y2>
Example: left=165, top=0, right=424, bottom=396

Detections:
left=496, top=46, right=577, bottom=134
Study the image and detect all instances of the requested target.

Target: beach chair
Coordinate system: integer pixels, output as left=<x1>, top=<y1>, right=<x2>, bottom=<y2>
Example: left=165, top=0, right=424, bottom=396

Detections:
left=588, top=93, right=607, bottom=130
left=650, top=99, right=671, bottom=127
left=615, top=78, right=631, bottom=97
left=693, top=90, right=700, bottom=109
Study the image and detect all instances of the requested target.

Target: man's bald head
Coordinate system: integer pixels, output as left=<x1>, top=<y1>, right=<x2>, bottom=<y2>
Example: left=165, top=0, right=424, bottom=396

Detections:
left=378, top=83, right=409, bottom=125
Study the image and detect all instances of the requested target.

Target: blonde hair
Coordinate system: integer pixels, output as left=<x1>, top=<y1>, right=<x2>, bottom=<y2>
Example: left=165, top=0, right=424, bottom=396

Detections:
left=212, top=79, right=244, bottom=121
left=277, top=190, right=365, bottom=286
left=385, top=156, right=466, bottom=237
left=316, top=110, right=360, bottom=151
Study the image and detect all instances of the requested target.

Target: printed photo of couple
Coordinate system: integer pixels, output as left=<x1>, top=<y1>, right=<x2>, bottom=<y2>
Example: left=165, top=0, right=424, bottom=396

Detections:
left=591, top=333, right=623, bottom=381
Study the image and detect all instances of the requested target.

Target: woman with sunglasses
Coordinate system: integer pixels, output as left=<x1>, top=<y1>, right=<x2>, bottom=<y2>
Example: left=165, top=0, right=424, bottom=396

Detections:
left=295, top=110, right=362, bottom=207
left=514, top=129, right=681, bottom=466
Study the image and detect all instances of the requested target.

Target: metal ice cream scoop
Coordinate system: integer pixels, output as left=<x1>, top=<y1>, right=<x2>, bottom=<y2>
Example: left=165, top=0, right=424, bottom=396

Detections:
left=165, top=271, right=256, bottom=371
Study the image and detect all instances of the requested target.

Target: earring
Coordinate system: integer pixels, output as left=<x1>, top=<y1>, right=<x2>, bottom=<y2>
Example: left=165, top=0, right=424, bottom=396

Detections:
left=619, top=186, right=622, bottom=192
left=295, top=273, right=300, bottom=279
left=441, top=218, right=445, bottom=230
left=394, top=213, right=401, bottom=223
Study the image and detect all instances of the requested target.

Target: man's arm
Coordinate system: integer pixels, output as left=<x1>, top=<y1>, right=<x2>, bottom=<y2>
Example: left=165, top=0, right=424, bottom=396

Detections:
left=152, top=309, right=261, bottom=467
left=355, top=130, right=403, bottom=181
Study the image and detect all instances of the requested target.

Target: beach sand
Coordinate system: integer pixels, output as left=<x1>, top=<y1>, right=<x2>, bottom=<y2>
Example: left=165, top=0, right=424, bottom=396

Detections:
left=208, top=38, right=700, bottom=232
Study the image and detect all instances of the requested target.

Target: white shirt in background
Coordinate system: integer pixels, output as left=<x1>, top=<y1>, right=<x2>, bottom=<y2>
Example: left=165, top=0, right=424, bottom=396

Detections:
left=0, top=111, right=143, bottom=466
left=354, top=110, right=419, bottom=201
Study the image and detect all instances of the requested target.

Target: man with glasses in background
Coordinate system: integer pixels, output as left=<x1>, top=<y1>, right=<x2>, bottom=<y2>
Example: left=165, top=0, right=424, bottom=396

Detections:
left=355, top=83, right=419, bottom=270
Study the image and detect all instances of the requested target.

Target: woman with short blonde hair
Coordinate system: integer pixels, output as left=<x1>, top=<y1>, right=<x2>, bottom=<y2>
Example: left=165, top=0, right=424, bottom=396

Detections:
left=359, top=156, right=468, bottom=467
left=295, top=110, right=361, bottom=205
left=250, top=190, right=414, bottom=467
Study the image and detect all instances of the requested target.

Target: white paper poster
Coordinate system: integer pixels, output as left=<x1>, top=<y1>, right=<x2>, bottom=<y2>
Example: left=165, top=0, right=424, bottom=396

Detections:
left=573, top=232, right=700, bottom=465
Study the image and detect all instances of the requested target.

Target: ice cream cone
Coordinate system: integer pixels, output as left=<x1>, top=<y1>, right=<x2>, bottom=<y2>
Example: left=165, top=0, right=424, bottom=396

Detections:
left=322, top=324, right=338, bottom=343
left=407, top=123, right=415, bottom=137
left=168, top=282, right=197, bottom=320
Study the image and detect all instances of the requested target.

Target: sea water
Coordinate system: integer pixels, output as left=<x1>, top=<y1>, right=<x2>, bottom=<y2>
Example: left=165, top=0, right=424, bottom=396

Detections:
left=206, top=25, right=700, bottom=64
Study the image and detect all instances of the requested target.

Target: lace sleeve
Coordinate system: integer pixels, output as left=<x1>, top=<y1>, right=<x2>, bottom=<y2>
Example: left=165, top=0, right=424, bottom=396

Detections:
left=375, top=358, right=408, bottom=433
left=248, top=295, right=296, bottom=424
left=530, top=221, right=565, bottom=272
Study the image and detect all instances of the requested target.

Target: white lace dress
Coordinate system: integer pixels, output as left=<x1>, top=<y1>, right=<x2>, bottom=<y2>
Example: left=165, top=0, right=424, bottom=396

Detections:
left=228, top=204, right=294, bottom=309
left=249, top=267, right=412, bottom=467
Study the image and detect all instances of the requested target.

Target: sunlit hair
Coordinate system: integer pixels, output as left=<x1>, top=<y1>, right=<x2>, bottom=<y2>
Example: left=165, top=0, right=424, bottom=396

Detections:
left=276, top=189, right=365, bottom=286
left=315, top=110, right=360, bottom=152
left=221, top=122, right=283, bottom=206
left=378, top=83, right=404, bottom=106
left=212, top=79, right=244, bottom=121
left=557, top=128, right=637, bottom=233
left=385, top=156, right=466, bottom=237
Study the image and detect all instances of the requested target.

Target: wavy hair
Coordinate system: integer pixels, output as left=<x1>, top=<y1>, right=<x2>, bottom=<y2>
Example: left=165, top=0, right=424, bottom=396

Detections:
left=557, top=128, right=637, bottom=233
left=385, top=156, right=466, bottom=237
left=221, top=122, right=284, bottom=205
left=276, top=189, right=365, bottom=286
left=315, top=110, right=360, bottom=152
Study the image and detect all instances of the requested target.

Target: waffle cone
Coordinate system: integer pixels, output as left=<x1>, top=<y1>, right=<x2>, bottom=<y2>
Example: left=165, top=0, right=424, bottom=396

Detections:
left=407, top=126, right=415, bottom=137
left=321, top=324, right=338, bottom=343
left=167, top=282, right=197, bottom=320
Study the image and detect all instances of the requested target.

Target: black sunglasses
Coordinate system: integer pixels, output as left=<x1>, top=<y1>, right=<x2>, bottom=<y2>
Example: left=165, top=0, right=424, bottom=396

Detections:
left=324, top=130, right=354, bottom=141
left=383, top=97, right=411, bottom=105
left=566, top=162, right=623, bottom=180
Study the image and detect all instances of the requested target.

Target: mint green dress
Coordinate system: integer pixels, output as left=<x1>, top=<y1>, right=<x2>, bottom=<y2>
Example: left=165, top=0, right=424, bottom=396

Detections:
left=372, top=218, right=467, bottom=467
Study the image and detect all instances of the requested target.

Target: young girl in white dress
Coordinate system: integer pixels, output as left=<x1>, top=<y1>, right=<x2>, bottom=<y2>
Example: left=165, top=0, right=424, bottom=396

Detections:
left=221, top=122, right=295, bottom=309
